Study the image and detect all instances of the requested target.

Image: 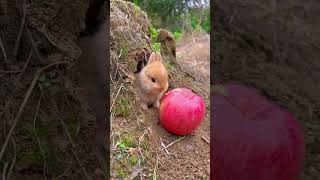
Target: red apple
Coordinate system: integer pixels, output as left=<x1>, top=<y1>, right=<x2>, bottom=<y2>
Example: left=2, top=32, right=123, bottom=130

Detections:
left=160, top=88, right=206, bottom=135
left=212, top=83, right=304, bottom=180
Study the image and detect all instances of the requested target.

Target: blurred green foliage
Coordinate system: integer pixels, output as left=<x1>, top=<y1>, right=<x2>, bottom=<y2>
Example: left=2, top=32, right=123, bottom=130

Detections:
left=149, top=26, right=158, bottom=42
left=127, top=0, right=210, bottom=41
left=190, top=7, right=210, bottom=33
left=149, top=26, right=161, bottom=52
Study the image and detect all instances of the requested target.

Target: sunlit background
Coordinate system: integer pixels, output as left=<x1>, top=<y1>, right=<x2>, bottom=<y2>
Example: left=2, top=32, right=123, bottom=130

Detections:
left=126, top=0, right=210, bottom=41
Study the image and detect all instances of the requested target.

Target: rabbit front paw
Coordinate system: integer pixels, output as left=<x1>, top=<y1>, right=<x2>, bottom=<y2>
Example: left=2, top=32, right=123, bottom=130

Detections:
left=153, top=100, right=160, bottom=109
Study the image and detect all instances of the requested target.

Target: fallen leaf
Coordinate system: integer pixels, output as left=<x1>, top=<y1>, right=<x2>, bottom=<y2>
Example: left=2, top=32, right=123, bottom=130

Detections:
left=128, top=147, right=140, bottom=155
left=130, top=159, right=141, bottom=179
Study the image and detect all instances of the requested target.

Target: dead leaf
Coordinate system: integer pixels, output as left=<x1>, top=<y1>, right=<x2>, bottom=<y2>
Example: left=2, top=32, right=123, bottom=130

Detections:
left=130, top=159, right=141, bottom=179
left=128, top=147, right=140, bottom=155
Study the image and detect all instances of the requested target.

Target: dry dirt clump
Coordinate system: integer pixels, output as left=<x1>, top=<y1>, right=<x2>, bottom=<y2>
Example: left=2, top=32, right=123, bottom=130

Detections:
left=157, top=29, right=176, bottom=60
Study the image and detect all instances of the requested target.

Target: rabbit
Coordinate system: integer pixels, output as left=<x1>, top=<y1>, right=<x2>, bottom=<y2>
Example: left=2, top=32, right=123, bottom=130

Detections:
left=135, top=52, right=169, bottom=109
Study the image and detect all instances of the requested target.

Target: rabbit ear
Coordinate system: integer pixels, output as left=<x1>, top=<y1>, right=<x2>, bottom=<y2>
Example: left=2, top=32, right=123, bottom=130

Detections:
left=148, top=52, right=161, bottom=64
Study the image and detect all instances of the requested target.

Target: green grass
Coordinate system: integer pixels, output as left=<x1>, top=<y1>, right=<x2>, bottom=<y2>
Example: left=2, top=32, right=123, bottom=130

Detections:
left=39, top=71, right=57, bottom=88
left=121, top=44, right=129, bottom=59
left=117, top=168, right=128, bottom=178
left=149, top=26, right=158, bottom=42
left=15, top=136, right=66, bottom=177
left=114, top=98, right=132, bottom=117
left=163, top=60, right=173, bottom=70
left=151, top=42, right=161, bottom=53
left=149, top=26, right=161, bottom=53
left=173, top=31, right=182, bottom=41
left=113, top=134, right=140, bottom=179
left=129, top=154, right=139, bottom=166
left=121, top=134, right=138, bottom=148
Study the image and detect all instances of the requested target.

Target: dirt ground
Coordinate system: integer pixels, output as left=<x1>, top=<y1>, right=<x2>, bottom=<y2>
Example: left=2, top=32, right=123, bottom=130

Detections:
left=213, top=5, right=320, bottom=180
left=110, top=1, right=210, bottom=178
left=110, top=34, right=210, bottom=179
left=154, top=34, right=210, bottom=179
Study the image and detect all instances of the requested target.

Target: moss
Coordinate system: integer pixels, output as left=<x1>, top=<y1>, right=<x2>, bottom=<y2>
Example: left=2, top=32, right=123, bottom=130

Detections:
left=121, top=135, right=137, bottom=148
left=117, top=168, right=128, bottom=178
left=18, top=119, right=36, bottom=138
left=121, top=46, right=129, bottom=59
left=65, top=118, right=80, bottom=138
left=15, top=117, right=67, bottom=177
left=129, top=155, right=138, bottom=166
left=38, top=71, right=58, bottom=88
left=16, top=148, right=43, bottom=170
left=114, top=98, right=132, bottom=117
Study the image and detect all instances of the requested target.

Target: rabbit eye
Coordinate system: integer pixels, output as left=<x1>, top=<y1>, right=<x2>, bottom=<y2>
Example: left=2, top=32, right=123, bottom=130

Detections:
left=151, top=77, right=156, bottom=82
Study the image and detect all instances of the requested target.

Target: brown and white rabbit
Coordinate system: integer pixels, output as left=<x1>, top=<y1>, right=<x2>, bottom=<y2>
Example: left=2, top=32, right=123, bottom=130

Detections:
left=135, top=52, right=169, bottom=109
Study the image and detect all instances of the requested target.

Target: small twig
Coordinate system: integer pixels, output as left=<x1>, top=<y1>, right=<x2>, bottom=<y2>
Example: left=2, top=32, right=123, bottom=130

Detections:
left=0, top=70, right=22, bottom=74
left=71, top=149, right=91, bottom=180
left=201, top=136, right=209, bottom=144
left=51, top=100, right=92, bottom=180
left=110, top=83, right=123, bottom=112
left=147, top=126, right=152, bottom=134
left=13, top=0, right=27, bottom=58
left=38, top=25, right=66, bottom=52
left=137, top=128, right=148, bottom=179
left=56, top=160, right=73, bottom=179
left=165, top=136, right=186, bottom=149
left=159, top=138, right=170, bottom=156
left=0, top=100, right=10, bottom=119
left=114, top=50, right=120, bottom=79
left=153, top=153, right=159, bottom=180
left=0, top=35, right=7, bottom=63
left=39, top=25, right=59, bottom=47
left=138, top=129, right=148, bottom=145
left=38, top=83, right=45, bottom=100
left=0, top=61, right=69, bottom=162
left=110, top=74, right=114, bottom=83
left=139, top=159, right=143, bottom=180
left=6, top=138, right=17, bottom=180
left=25, top=23, right=43, bottom=63
left=1, top=101, right=10, bottom=141
left=17, top=49, right=33, bottom=80
left=33, top=96, right=47, bottom=180
left=2, top=161, right=8, bottom=180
